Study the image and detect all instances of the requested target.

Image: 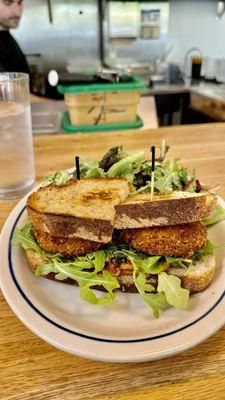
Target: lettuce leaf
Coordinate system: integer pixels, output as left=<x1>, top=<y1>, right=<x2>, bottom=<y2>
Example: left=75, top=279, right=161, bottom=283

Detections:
left=157, top=272, right=189, bottom=309
left=41, top=171, right=70, bottom=187
left=106, top=151, right=145, bottom=179
left=85, top=167, right=106, bottom=178
left=154, top=158, right=189, bottom=194
left=73, top=159, right=98, bottom=179
left=143, top=292, right=169, bottom=318
left=202, top=204, right=225, bottom=226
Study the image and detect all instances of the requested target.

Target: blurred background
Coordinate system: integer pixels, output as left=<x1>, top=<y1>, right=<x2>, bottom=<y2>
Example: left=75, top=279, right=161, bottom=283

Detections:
left=7, top=0, right=225, bottom=129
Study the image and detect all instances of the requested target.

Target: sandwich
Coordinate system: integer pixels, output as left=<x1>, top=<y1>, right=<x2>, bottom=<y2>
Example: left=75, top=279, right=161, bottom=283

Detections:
left=12, top=144, right=225, bottom=318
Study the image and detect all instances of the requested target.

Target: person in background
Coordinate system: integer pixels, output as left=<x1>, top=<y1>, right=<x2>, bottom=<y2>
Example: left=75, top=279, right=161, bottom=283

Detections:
left=0, top=0, right=29, bottom=74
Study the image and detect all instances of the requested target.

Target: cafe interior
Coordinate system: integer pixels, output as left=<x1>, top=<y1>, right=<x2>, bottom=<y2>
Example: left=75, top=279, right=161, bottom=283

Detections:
left=1, top=1, right=225, bottom=399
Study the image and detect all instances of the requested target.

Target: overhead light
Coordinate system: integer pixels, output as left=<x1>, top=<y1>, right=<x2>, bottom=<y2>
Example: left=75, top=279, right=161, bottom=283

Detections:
left=217, top=1, right=225, bottom=19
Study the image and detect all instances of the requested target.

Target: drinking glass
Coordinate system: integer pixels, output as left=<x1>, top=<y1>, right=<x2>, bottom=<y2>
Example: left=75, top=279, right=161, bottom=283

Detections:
left=0, top=72, right=35, bottom=199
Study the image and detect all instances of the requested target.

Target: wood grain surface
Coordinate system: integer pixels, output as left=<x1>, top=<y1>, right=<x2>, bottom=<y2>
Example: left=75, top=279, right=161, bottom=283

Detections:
left=190, top=91, right=225, bottom=121
left=1, top=123, right=225, bottom=400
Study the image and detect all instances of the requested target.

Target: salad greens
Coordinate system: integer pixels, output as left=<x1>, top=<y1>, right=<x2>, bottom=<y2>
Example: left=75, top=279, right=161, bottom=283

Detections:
left=194, top=239, right=225, bottom=259
left=41, top=171, right=70, bottom=188
left=12, top=222, right=61, bottom=260
left=13, top=222, right=223, bottom=318
left=157, top=273, right=189, bottom=310
left=202, top=204, right=225, bottom=226
left=40, top=145, right=199, bottom=195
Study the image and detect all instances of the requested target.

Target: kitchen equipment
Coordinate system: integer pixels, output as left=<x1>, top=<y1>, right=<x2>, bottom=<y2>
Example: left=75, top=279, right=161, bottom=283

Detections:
left=13, top=0, right=101, bottom=74
left=48, top=70, right=133, bottom=87
left=58, top=75, right=145, bottom=126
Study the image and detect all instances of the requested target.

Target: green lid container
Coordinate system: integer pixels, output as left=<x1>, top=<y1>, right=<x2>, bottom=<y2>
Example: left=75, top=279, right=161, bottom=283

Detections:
left=61, top=112, right=143, bottom=134
left=58, top=75, right=145, bottom=94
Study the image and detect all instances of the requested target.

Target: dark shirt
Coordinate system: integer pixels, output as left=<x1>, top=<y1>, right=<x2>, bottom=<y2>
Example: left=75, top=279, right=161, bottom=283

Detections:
left=0, top=30, right=29, bottom=74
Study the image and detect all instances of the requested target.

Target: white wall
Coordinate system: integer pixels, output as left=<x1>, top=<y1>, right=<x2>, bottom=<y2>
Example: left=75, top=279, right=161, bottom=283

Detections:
left=168, top=0, right=225, bottom=67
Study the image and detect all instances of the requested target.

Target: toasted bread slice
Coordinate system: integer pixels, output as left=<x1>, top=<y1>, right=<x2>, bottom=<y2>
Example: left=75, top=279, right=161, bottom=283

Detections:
left=114, top=190, right=216, bottom=229
left=167, top=253, right=216, bottom=292
left=27, top=178, right=130, bottom=243
left=26, top=249, right=215, bottom=294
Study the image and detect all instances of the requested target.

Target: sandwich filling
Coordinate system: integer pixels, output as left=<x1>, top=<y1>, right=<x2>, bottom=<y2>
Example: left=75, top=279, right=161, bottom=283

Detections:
left=12, top=206, right=224, bottom=318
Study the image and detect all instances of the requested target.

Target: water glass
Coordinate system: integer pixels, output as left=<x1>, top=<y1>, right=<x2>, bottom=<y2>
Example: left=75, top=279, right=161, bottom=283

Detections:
left=0, top=72, right=35, bottom=199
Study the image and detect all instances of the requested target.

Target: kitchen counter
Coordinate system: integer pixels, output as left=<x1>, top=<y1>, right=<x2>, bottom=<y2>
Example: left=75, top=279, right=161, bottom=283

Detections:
left=31, top=96, right=158, bottom=135
left=1, top=123, right=225, bottom=400
left=190, top=83, right=225, bottom=121
left=144, top=80, right=225, bottom=121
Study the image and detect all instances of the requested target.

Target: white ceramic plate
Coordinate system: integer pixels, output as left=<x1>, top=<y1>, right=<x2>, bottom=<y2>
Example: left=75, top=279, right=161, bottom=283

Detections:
left=0, top=192, right=225, bottom=363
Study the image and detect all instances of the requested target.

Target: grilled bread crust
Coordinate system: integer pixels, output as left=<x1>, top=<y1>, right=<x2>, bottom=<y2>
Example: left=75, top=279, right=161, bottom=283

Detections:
left=28, top=206, right=113, bottom=243
left=167, top=253, right=216, bottom=292
left=27, top=178, right=130, bottom=243
left=26, top=249, right=216, bottom=294
left=114, top=191, right=216, bottom=229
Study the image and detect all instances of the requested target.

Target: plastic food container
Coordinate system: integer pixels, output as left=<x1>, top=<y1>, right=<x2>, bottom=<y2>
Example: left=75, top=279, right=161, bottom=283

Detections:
left=57, top=76, right=145, bottom=126
left=61, top=111, right=143, bottom=133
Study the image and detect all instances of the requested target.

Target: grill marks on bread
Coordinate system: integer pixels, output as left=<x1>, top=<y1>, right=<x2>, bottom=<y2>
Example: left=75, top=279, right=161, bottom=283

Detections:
left=27, top=178, right=130, bottom=220
left=27, top=178, right=131, bottom=243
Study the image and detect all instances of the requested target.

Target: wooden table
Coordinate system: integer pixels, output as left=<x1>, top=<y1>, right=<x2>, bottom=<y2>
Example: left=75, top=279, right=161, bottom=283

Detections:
left=1, top=123, right=225, bottom=400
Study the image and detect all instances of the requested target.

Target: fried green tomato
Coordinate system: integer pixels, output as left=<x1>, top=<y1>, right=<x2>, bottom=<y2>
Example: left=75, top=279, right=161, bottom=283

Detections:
left=119, top=222, right=207, bottom=258
left=34, top=229, right=103, bottom=257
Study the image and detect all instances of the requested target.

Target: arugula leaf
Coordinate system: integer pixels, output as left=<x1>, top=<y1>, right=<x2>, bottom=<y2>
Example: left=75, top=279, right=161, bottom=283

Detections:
left=202, top=204, right=225, bottom=226
left=86, top=250, right=106, bottom=273
left=143, top=292, right=169, bottom=318
left=79, top=270, right=120, bottom=305
left=36, top=259, right=120, bottom=305
left=41, top=171, right=70, bottom=187
left=195, top=239, right=225, bottom=259
left=165, top=256, right=192, bottom=268
left=157, top=272, right=189, bottom=309
left=132, top=270, right=155, bottom=295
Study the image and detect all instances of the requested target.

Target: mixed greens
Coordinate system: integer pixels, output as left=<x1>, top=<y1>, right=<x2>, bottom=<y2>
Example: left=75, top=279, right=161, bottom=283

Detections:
left=41, top=144, right=204, bottom=195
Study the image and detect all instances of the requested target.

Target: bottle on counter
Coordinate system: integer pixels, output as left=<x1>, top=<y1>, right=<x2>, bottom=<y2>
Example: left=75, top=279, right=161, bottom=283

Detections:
left=191, top=56, right=202, bottom=80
